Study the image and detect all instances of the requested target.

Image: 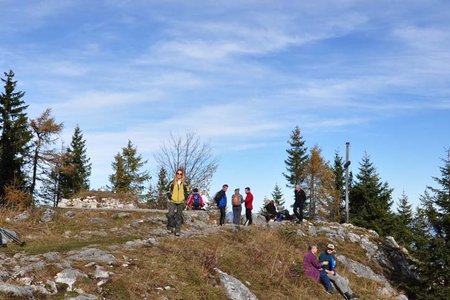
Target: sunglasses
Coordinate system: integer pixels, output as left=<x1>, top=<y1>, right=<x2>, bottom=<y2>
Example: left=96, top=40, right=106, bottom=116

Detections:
left=176, top=172, right=183, bottom=175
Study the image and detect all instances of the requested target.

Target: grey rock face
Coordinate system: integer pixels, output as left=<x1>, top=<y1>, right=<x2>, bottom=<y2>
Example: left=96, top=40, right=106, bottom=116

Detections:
left=42, top=252, right=62, bottom=261
left=12, top=261, right=46, bottom=279
left=0, top=228, right=20, bottom=245
left=68, top=293, right=98, bottom=300
left=215, top=268, right=259, bottom=300
left=89, top=217, right=106, bottom=224
left=0, top=282, right=34, bottom=299
left=66, top=248, right=116, bottom=264
left=94, top=265, right=110, bottom=279
left=40, top=208, right=56, bottom=223
left=64, top=211, right=76, bottom=218
left=336, top=255, right=387, bottom=283
left=12, top=211, right=31, bottom=222
left=112, top=212, right=130, bottom=219
left=125, top=237, right=159, bottom=249
left=54, top=268, right=87, bottom=291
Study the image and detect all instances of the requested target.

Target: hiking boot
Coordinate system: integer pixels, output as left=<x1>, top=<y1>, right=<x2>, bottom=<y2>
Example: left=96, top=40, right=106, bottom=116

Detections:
left=345, top=292, right=359, bottom=299
left=0, top=244, right=7, bottom=248
left=175, top=232, right=180, bottom=236
left=167, top=227, right=174, bottom=233
left=326, top=289, right=334, bottom=295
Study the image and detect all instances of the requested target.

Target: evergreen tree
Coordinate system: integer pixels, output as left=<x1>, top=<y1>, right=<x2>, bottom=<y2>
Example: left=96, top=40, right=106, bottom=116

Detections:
left=412, top=149, right=450, bottom=298
left=271, top=183, right=284, bottom=211
left=60, top=125, right=91, bottom=197
left=331, top=150, right=346, bottom=222
left=109, top=140, right=150, bottom=195
left=392, top=191, right=414, bottom=248
left=349, top=152, right=394, bottom=235
left=283, top=126, right=308, bottom=188
left=155, top=166, right=169, bottom=209
left=0, top=70, right=32, bottom=203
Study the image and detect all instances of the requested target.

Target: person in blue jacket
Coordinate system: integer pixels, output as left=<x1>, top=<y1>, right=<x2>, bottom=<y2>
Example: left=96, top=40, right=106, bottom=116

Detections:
left=319, top=244, right=359, bottom=299
left=214, top=184, right=228, bottom=225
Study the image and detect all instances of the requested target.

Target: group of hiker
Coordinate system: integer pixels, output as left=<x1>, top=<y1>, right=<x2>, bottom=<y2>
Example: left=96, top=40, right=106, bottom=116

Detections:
left=165, top=168, right=358, bottom=299
left=165, top=169, right=255, bottom=236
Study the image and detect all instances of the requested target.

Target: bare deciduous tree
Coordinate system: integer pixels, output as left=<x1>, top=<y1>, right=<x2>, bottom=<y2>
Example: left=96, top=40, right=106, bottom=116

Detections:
left=154, top=132, right=218, bottom=192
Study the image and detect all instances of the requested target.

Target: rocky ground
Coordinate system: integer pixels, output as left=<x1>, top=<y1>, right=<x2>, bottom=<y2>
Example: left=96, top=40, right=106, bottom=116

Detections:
left=0, top=207, right=414, bottom=299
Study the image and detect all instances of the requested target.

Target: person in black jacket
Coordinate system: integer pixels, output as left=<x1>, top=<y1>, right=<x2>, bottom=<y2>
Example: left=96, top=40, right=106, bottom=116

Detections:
left=214, top=184, right=228, bottom=225
left=263, top=200, right=278, bottom=222
left=293, top=184, right=306, bottom=223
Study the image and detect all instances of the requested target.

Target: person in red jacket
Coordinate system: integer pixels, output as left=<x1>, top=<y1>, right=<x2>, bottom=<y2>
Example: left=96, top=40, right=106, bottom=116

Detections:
left=186, top=188, right=204, bottom=210
left=244, top=187, right=253, bottom=225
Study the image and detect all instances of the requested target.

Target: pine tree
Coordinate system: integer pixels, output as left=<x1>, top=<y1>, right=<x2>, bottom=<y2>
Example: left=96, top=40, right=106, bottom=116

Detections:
left=391, top=191, right=414, bottom=248
left=349, top=152, right=394, bottom=235
left=155, top=166, right=169, bottom=209
left=283, top=126, right=308, bottom=188
left=109, top=140, right=150, bottom=195
left=413, top=149, right=450, bottom=298
left=60, top=125, right=91, bottom=197
left=332, top=150, right=345, bottom=221
left=0, top=70, right=32, bottom=203
left=271, top=183, right=284, bottom=211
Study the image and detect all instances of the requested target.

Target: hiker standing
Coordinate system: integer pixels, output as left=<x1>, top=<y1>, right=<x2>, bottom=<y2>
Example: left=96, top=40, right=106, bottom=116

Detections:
left=166, top=168, right=190, bottom=236
left=231, top=188, right=244, bottom=226
left=293, top=184, right=306, bottom=223
left=187, top=188, right=204, bottom=210
left=244, top=187, right=253, bottom=225
left=214, top=184, right=228, bottom=225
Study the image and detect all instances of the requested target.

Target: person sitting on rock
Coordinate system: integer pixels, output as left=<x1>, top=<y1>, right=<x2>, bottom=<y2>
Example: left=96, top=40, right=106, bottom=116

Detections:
left=303, top=244, right=334, bottom=294
left=319, top=243, right=359, bottom=299
left=262, top=200, right=278, bottom=222
left=186, top=188, right=205, bottom=210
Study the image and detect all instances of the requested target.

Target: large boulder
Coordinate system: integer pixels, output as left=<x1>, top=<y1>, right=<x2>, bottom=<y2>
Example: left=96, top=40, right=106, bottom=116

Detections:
left=215, top=268, right=259, bottom=300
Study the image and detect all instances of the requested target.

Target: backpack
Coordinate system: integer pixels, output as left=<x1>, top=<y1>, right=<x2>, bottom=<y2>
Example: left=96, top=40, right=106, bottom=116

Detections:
left=232, top=195, right=240, bottom=206
left=192, top=193, right=201, bottom=207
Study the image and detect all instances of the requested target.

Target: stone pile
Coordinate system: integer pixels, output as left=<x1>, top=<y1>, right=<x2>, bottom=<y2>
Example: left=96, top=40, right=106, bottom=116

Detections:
left=58, top=196, right=138, bottom=209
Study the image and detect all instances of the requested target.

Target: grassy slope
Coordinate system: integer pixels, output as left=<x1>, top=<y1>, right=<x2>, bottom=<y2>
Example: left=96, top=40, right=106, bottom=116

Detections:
left=0, top=208, right=400, bottom=299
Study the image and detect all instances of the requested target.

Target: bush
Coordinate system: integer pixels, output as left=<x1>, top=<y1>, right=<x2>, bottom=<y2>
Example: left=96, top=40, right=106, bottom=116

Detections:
left=3, top=183, right=32, bottom=210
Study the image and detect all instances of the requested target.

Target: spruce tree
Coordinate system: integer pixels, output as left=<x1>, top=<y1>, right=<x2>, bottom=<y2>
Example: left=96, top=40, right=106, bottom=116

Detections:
left=283, top=126, right=308, bottom=188
left=155, top=166, right=169, bottom=209
left=413, top=149, right=450, bottom=298
left=109, top=140, right=150, bottom=195
left=64, top=125, right=91, bottom=196
left=0, top=70, right=32, bottom=203
left=349, top=152, right=394, bottom=235
left=271, top=183, right=285, bottom=211
left=392, top=191, right=414, bottom=248
left=332, top=150, right=346, bottom=222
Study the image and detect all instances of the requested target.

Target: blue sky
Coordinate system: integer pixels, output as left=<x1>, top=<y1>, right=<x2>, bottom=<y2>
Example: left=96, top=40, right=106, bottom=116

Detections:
left=1, top=0, right=449, bottom=211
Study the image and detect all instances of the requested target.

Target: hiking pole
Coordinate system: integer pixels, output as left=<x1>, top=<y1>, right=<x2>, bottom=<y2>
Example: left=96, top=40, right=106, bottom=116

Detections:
left=0, top=228, right=26, bottom=247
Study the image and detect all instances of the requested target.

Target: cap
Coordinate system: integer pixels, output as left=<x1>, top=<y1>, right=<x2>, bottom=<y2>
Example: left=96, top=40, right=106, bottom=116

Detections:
left=327, top=244, right=335, bottom=250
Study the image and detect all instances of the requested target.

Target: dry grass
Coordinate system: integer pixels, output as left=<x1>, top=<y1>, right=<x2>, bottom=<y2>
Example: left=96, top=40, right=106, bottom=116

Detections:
left=0, top=208, right=403, bottom=299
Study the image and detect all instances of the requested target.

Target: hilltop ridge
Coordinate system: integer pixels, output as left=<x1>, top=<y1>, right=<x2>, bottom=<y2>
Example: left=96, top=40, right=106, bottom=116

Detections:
left=0, top=206, right=414, bottom=299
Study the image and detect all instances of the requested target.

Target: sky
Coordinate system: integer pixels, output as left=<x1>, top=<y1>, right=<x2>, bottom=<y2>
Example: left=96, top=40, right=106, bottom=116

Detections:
left=1, top=0, right=449, bottom=211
